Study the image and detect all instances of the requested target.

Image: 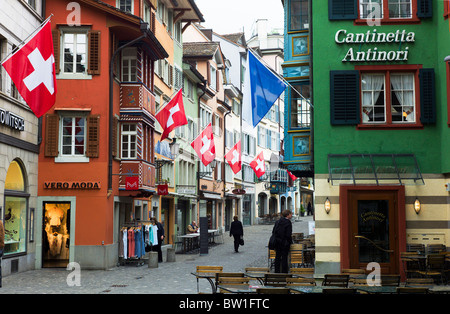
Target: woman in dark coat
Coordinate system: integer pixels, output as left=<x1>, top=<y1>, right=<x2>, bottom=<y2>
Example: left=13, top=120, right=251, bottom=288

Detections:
left=150, top=217, right=165, bottom=262
left=229, top=216, right=244, bottom=253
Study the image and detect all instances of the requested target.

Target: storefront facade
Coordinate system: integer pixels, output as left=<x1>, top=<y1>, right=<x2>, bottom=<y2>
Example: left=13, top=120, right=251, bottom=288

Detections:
left=313, top=0, right=450, bottom=277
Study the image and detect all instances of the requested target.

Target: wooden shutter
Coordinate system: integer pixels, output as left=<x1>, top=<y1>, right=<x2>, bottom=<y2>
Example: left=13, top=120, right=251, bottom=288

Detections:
left=417, top=0, right=433, bottom=18
left=151, top=11, right=156, bottom=34
left=86, top=114, right=100, bottom=157
left=206, top=61, right=211, bottom=85
left=328, top=0, right=358, bottom=20
left=112, top=115, right=118, bottom=157
left=44, top=114, right=59, bottom=157
left=330, top=70, right=360, bottom=125
left=419, top=68, right=436, bottom=124
left=52, top=29, right=60, bottom=74
left=88, top=30, right=101, bottom=75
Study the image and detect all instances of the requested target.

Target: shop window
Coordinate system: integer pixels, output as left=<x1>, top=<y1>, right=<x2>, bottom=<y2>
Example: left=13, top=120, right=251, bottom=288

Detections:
left=43, top=202, right=70, bottom=267
left=4, top=160, right=28, bottom=256
left=330, top=66, right=436, bottom=127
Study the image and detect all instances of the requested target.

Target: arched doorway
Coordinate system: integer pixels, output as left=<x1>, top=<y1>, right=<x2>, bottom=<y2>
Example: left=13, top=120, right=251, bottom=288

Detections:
left=4, top=159, right=29, bottom=257
left=258, top=193, right=267, bottom=217
left=269, top=197, right=277, bottom=215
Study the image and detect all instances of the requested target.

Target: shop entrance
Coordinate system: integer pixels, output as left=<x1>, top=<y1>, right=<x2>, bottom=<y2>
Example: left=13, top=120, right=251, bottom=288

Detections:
left=347, top=190, right=399, bottom=274
left=42, top=202, right=71, bottom=268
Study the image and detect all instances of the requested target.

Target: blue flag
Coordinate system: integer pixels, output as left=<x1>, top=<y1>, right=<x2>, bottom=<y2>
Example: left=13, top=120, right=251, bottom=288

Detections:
left=242, top=50, right=287, bottom=128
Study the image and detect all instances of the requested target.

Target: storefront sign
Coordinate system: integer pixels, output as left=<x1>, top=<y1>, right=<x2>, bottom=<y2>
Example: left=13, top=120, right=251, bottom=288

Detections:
left=44, top=181, right=101, bottom=189
left=232, top=188, right=246, bottom=195
left=125, top=176, right=139, bottom=190
left=157, top=184, right=169, bottom=195
left=335, top=29, right=415, bottom=62
left=0, top=108, right=25, bottom=131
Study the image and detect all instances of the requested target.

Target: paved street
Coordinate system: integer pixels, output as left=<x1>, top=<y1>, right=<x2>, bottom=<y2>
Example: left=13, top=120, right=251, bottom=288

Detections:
left=0, top=216, right=313, bottom=294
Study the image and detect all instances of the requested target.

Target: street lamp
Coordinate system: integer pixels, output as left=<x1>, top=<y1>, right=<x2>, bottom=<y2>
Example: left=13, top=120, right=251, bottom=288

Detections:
left=197, top=159, right=217, bottom=179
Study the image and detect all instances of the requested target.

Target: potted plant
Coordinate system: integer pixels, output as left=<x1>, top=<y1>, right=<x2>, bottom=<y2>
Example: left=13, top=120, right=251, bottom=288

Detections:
left=300, top=205, right=305, bottom=216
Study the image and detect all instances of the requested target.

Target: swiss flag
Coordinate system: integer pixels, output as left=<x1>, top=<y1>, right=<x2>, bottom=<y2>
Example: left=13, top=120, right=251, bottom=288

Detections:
left=155, top=89, right=187, bottom=141
left=287, top=170, right=297, bottom=181
left=250, top=151, right=266, bottom=178
left=191, top=123, right=216, bottom=166
left=1, top=19, right=56, bottom=118
left=225, top=141, right=241, bottom=174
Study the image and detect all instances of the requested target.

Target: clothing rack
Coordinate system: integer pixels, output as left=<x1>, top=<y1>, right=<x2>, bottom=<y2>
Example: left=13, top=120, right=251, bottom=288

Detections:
left=118, top=220, right=153, bottom=266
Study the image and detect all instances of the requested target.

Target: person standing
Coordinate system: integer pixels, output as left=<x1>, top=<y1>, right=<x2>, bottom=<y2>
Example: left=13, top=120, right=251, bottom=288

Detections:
left=229, top=216, right=243, bottom=253
left=307, top=202, right=313, bottom=216
left=272, top=210, right=293, bottom=273
left=0, top=219, right=4, bottom=288
left=150, top=217, right=165, bottom=263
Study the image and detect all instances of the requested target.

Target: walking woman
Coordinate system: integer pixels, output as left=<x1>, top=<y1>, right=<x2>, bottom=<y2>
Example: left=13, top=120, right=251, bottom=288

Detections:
left=150, top=217, right=165, bottom=262
left=229, top=216, right=243, bottom=253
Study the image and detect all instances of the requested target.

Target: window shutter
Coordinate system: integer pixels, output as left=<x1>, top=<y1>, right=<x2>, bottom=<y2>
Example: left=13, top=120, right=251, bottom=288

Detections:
left=419, top=68, right=436, bottom=124
left=207, top=61, right=211, bottom=85
left=86, top=114, right=100, bottom=157
left=44, top=114, right=59, bottom=157
left=52, top=29, right=60, bottom=74
left=88, top=30, right=101, bottom=75
left=417, top=0, right=433, bottom=18
left=330, top=70, right=360, bottom=125
left=151, top=11, right=156, bottom=34
left=329, top=0, right=357, bottom=20
left=112, top=115, right=118, bottom=157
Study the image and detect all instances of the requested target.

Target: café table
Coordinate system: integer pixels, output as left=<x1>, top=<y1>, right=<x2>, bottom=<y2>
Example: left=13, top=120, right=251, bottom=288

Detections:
left=178, top=233, right=199, bottom=253
left=354, top=285, right=398, bottom=294
left=191, top=271, right=220, bottom=294
left=244, top=272, right=314, bottom=285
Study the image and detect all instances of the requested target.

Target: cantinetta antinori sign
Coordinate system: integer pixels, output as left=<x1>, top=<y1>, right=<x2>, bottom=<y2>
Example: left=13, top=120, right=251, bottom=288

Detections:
left=335, top=29, right=415, bottom=62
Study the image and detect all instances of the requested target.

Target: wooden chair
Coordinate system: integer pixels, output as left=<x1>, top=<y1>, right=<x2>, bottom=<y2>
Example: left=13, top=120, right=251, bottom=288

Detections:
left=286, top=277, right=316, bottom=286
left=405, top=278, right=434, bottom=287
left=418, top=254, right=446, bottom=284
left=264, top=273, right=293, bottom=287
left=322, top=274, right=350, bottom=287
left=244, top=267, right=269, bottom=273
left=426, top=244, right=446, bottom=254
left=322, top=288, right=357, bottom=294
left=216, top=277, right=250, bottom=293
left=341, top=268, right=365, bottom=283
left=290, top=244, right=304, bottom=268
left=256, top=288, right=290, bottom=294
left=407, top=243, right=425, bottom=255
left=290, top=267, right=314, bottom=275
left=380, top=275, right=401, bottom=287
left=401, top=252, right=422, bottom=278
left=268, top=248, right=276, bottom=271
left=215, top=272, right=245, bottom=290
left=397, top=287, right=429, bottom=294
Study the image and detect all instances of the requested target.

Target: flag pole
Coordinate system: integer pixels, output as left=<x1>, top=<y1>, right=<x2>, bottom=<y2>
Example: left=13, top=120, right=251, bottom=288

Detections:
left=247, top=47, right=313, bottom=109
left=1, top=14, right=54, bottom=64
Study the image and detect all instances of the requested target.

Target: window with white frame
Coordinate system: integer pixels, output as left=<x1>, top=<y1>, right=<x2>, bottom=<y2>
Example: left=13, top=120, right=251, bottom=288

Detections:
left=210, top=65, right=217, bottom=90
left=200, top=106, right=212, bottom=129
left=359, top=0, right=412, bottom=20
left=121, top=123, right=137, bottom=159
left=63, top=32, right=87, bottom=74
left=121, top=47, right=137, bottom=82
left=61, top=116, right=86, bottom=156
left=118, top=0, right=133, bottom=13
left=361, top=72, right=415, bottom=124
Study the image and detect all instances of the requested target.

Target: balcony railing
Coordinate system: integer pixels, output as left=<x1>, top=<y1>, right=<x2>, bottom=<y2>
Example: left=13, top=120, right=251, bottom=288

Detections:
left=120, top=82, right=156, bottom=115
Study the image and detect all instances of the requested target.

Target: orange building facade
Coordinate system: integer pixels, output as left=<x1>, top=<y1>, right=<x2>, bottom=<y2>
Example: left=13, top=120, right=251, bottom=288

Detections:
left=37, top=0, right=167, bottom=269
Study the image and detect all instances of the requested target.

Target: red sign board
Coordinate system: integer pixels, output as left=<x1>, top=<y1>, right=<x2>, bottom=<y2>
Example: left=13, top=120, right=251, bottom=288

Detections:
left=157, top=184, right=169, bottom=195
left=125, top=176, right=139, bottom=190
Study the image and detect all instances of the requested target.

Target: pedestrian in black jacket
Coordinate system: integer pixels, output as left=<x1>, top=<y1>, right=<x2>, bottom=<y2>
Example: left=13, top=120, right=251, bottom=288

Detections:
left=150, top=217, right=165, bottom=262
left=229, top=216, right=243, bottom=253
left=272, top=210, right=293, bottom=273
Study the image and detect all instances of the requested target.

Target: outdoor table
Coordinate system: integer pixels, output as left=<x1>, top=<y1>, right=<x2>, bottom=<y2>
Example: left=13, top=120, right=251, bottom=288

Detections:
left=191, top=271, right=220, bottom=294
left=430, top=286, right=450, bottom=294
left=217, top=285, right=279, bottom=294
left=208, top=229, right=218, bottom=245
left=179, top=233, right=199, bottom=253
left=244, top=272, right=314, bottom=285
left=354, top=285, right=398, bottom=294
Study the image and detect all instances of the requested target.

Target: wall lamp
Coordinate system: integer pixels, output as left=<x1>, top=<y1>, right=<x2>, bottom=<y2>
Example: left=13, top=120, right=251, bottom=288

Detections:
left=414, top=197, right=421, bottom=215
left=324, top=197, right=331, bottom=214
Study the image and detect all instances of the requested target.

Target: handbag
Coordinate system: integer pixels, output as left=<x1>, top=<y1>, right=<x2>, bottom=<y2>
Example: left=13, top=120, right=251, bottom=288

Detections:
left=239, top=236, right=244, bottom=246
left=268, top=234, right=276, bottom=250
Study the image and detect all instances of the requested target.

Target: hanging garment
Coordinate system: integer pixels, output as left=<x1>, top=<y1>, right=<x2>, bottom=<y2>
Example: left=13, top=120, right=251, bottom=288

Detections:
left=150, top=224, right=158, bottom=246
left=128, top=228, right=135, bottom=258
left=122, top=229, right=128, bottom=259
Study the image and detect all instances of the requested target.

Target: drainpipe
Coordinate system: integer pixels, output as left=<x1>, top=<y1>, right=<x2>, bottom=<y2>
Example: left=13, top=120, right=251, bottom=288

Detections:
left=108, top=22, right=149, bottom=196
left=196, top=79, right=207, bottom=200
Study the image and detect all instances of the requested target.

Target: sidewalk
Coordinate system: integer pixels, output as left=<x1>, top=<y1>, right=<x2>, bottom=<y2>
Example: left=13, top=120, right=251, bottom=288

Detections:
left=0, top=215, right=314, bottom=294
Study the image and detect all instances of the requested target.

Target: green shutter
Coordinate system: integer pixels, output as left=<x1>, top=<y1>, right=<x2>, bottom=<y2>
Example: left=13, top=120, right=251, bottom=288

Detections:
left=329, top=0, right=357, bottom=20
left=419, top=68, right=436, bottom=124
left=330, top=70, right=360, bottom=125
left=417, top=0, right=433, bottom=18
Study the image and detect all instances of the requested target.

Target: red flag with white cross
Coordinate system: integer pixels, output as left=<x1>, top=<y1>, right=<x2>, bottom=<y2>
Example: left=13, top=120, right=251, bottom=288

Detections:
left=225, top=141, right=242, bottom=174
left=1, top=19, right=57, bottom=118
left=250, top=151, right=266, bottom=178
left=155, top=89, right=188, bottom=141
left=191, top=123, right=216, bottom=166
left=287, top=170, right=297, bottom=181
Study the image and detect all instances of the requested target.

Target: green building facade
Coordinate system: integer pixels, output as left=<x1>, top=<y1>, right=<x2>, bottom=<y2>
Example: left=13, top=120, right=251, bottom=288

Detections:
left=312, top=0, right=449, bottom=277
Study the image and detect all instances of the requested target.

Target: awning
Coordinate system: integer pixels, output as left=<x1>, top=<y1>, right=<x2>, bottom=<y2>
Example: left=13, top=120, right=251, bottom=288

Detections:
left=327, top=154, right=424, bottom=186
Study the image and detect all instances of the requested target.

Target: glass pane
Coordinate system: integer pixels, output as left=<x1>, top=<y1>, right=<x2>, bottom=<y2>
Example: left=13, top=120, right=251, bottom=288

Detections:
left=358, top=200, right=390, bottom=263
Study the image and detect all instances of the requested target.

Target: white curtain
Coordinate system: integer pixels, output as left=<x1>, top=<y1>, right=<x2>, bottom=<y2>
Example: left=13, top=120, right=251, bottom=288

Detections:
left=362, top=74, right=385, bottom=121
left=390, top=74, right=414, bottom=121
